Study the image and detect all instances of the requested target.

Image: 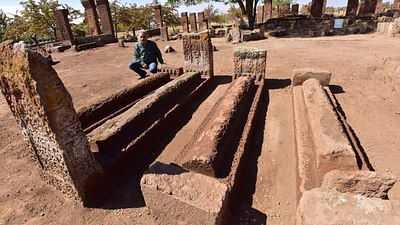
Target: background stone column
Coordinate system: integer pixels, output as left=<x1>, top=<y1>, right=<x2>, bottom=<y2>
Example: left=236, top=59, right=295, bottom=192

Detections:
left=310, top=0, right=324, bottom=17
left=181, top=12, right=189, bottom=33
left=54, top=9, right=74, bottom=44
left=263, top=2, right=272, bottom=22
left=346, top=0, right=359, bottom=16
left=292, top=4, right=299, bottom=15
left=189, top=13, right=198, bottom=33
left=96, top=0, right=114, bottom=36
left=81, top=0, right=101, bottom=35
left=154, top=5, right=163, bottom=27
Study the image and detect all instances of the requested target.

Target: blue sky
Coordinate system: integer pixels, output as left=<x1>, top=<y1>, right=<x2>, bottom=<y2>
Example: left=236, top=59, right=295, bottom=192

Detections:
left=0, top=0, right=362, bottom=16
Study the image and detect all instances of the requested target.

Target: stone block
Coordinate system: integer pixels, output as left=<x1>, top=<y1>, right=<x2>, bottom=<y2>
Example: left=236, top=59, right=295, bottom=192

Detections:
left=297, top=188, right=400, bottom=225
left=160, top=26, right=169, bottom=41
left=291, top=68, right=331, bottom=87
left=233, top=47, right=267, bottom=83
left=189, top=13, right=198, bottom=32
left=302, top=79, right=358, bottom=177
left=157, top=64, right=183, bottom=77
left=0, top=41, right=103, bottom=204
left=179, top=77, right=254, bottom=177
left=54, top=9, right=74, bottom=44
left=117, top=39, right=125, bottom=47
left=181, top=12, right=189, bottom=33
left=81, top=0, right=101, bottom=36
left=154, top=5, right=163, bottom=27
left=183, top=31, right=214, bottom=77
left=321, top=170, right=397, bottom=199
left=96, top=0, right=114, bottom=36
left=141, top=162, right=229, bottom=225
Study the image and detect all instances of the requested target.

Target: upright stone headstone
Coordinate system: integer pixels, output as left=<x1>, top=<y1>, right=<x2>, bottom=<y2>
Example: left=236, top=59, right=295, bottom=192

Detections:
left=160, top=26, right=169, bottom=41
left=81, top=0, right=101, bottom=35
left=96, top=0, right=114, bottom=36
left=346, top=0, right=359, bottom=16
left=197, top=12, right=206, bottom=31
left=154, top=5, right=163, bottom=27
left=292, top=4, right=299, bottom=15
left=301, top=4, right=311, bottom=15
left=264, top=1, right=272, bottom=21
left=189, top=13, right=198, bottom=32
left=310, top=0, right=324, bottom=17
left=393, top=0, right=400, bottom=9
left=181, top=12, right=189, bottom=33
left=256, top=5, right=264, bottom=24
left=54, top=9, right=74, bottom=44
left=183, top=31, right=213, bottom=77
left=233, top=47, right=267, bottom=83
left=358, top=0, right=378, bottom=15
left=0, top=41, right=103, bottom=204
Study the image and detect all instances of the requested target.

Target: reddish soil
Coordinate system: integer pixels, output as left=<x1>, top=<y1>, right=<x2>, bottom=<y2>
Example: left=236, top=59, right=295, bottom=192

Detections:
left=1, top=34, right=400, bottom=224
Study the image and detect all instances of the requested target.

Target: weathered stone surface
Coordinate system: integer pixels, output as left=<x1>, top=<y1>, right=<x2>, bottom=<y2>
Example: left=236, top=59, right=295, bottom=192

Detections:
left=160, top=26, right=169, bottom=41
left=292, top=68, right=331, bottom=87
left=297, top=188, right=400, bottom=225
left=164, top=45, right=175, bottom=53
left=183, top=31, right=214, bottom=77
left=256, top=5, right=264, bottom=24
left=117, top=39, right=125, bottom=47
left=157, top=64, right=183, bottom=78
left=346, top=0, right=359, bottom=16
left=230, top=27, right=241, bottom=44
left=321, top=170, right=397, bottom=199
left=197, top=12, right=206, bottom=31
left=310, top=0, right=324, bottom=17
left=54, top=9, right=74, bottom=44
left=96, top=0, right=114, bottom=36
left=189, top=13, right=198, bottom=32
left=302, top=79, right=358, bottom=177
left=153, top=5, right=163, bottom=27
left=88, top=72, right=201, bottom=153
left=81, top=0, right=101, bottom=36
left=292, top=4, right=299, bottom=15
left=179, top=77, right=254, bottom=177
left=233, top=47, right=267, bottom=83
left=263, top=1, right=272, bottom=22
left=0, top=41, right=103, bottom=204
left=181, top=12, right=189, bottom=33
left=141, top=162, right=229, bottom=225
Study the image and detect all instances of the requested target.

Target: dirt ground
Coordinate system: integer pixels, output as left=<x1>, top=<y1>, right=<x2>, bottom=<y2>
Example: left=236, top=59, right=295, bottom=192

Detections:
left=1, top=33, right=400, bottom=225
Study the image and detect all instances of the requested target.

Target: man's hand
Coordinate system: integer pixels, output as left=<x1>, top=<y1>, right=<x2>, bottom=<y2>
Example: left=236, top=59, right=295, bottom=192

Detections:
left=143, top=63, right=149, bottom=69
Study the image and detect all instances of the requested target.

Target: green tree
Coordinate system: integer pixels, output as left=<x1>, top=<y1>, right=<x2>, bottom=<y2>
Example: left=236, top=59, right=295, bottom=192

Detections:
left=165, top=0, right=264, bottom=29
left=203, top=4, right=220, bottom=23
left=0, top=10, right=7, bottom=42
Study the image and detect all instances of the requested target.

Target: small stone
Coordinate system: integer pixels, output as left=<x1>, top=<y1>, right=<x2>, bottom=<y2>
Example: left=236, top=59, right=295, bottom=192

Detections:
left=164, top=45, right=175, bottom=53
left=40, top=212, right=45, bottom=216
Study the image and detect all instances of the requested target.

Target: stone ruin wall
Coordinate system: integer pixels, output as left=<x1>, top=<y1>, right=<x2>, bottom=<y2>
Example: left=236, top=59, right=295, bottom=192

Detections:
left=0, top=41, right=103, bottom=204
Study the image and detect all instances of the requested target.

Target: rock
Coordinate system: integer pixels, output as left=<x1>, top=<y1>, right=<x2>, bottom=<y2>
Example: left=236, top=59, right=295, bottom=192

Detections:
left=297, top=188, right=400, bottom=225
left=292, top=68, right=331, bottom=86
left=164, top=45, right=175, bottom=53
left=321, top=170, right=397, bottom=199
left=117, top=39, right=125, bottom=47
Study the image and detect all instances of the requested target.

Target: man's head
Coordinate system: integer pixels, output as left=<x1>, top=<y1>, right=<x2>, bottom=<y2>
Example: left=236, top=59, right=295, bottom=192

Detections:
left=138, top=30, right=148, bottom=45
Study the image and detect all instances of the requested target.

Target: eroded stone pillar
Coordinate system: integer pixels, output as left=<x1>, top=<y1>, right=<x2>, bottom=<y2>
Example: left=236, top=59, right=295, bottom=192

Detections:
left=54, top=9, right=74, bottom=44
left=160, top=26, right=169, bottom=41
left=233, top=47, right=267, bottom=83
left=189, top=13, right=198, bottom=33
left=256, top=5, right=264, bottom=24
left=264, top=1, right=272, bottom=21
left=393, top=0, right=400, bottom=9
left=81, top=0, right=101, bottom=35
left=375, top=0, right=384, bottom=14
left=183, top=31, right=213, bottom=77
left=181, top=12, right=189, bottom=33
left=310, top=0, right=324, bottom=17
left=282, top=3, right=291, bottom=15
left=292, top=4, right=299, bottom=15
left=0, top=41, right=103, bottom=204
left=346, top=0, right=359, bottom=16
left=96, top=0, right=114, bottom=36
left=197, top=12, right=206, bottom=31
left=358, top=0, right=378, bottom=15
left=154, top=5, right=163, bottom=27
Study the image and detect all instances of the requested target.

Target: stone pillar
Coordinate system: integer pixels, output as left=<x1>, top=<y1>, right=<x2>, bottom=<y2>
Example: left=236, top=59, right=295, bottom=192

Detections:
left=0, top=41, right=103, bottom=204
left=375, top=0, right=383, bottom=14
left=181, top=12, right=189, bottom=33
left=189, top=13, right=198, bottom=33
left=197, top=12, right=206, bottom=31
left=346, top=0, right=359, bottom=16
left=154, top=5, right=163, bottom=27
left=96, top=0, right=114, bottom=36
left=292, top=4, right=299, bottom=15
left=310, top=0, right=325, bottom=17
left=160, top=26, right=169, bottom=41
left=54, top=9, right=74, bottom=44
left=183, top=31, right=213, bottom=77
left=393, top=0, right=400, bottom=9
left=358, top=0, right=378, bottom=15
left=264, top=2, right=272, bottom=22
left=81, top=0, right=101, bottom=36
left=233, top=47, right=267, bottom=83
left=256, top=5, right=264, bottom=24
